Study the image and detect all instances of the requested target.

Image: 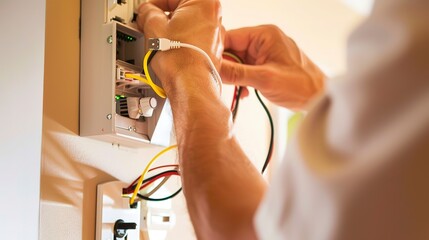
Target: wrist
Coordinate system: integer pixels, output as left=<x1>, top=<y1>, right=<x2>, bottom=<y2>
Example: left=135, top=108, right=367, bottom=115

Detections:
left=151, top=49, right=205, bottom=79
left=151, top=50, right=220, bottom=97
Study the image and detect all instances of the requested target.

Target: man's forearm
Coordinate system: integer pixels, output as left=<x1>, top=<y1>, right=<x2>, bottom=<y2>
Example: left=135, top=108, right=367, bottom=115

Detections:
left=160, top=64, right=267, bottom=239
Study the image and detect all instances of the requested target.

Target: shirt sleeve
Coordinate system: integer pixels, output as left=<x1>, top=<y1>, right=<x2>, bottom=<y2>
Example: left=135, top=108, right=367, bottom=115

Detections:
left=255, top=0, right=429, bottom=239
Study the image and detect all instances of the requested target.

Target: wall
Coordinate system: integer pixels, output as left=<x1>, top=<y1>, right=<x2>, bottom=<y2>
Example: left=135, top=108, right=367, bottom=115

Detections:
left=40, top=0, right=363, bottom=239
left=0, top=0, right=46, bottom=239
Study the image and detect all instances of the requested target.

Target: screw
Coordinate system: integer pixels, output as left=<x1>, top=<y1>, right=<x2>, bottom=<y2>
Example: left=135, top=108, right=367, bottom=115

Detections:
left=107, top=35, right=113, bottom=44
left=106, top=114, right=112, bottom=120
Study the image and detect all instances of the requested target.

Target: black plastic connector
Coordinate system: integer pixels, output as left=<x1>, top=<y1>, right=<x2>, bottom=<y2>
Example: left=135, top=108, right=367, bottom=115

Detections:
left=117, top=0, right=127, bottom=5
left=131, top=12, right=138, bottom=22
left=112, top=16, right=125, bottom=24
left=114, top=219, right=136, bottom=240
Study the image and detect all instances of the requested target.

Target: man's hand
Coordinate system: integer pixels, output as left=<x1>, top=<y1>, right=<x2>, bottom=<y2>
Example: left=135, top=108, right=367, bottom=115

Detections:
left=221, top=25, right=326, bottom=110
left=137, top=0, right=224, bottom=95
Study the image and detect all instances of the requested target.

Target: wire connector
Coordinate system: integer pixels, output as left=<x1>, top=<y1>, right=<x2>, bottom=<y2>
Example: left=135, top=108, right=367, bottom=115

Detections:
left=147, top=38, right=223, bottom=95
left=148, top=38, right=180, bottom=51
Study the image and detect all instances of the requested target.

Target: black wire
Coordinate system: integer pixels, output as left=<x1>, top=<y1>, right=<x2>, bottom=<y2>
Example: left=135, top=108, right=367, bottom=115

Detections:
left=124, top=170, right=179, bottom=194
left=126, top=169, right=182, bottom=202
left=255, top=89, right=274, bottom=174
left=225, top=52, right=274, bottom=173
left=232, top=87, right=243, bottom=121
left=137, top=188, right=182, bottom=202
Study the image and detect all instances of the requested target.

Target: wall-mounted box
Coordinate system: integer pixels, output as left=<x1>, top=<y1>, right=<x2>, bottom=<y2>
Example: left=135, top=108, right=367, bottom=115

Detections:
left=80, top=0, right=173, bottom=147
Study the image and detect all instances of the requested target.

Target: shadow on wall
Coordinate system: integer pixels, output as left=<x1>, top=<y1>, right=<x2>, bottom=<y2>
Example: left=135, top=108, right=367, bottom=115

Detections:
left=41, top=117, right=115, bottom=239
left=40, top=117, right=193, bottom=240
left=41, top=0, right=111, bottom=237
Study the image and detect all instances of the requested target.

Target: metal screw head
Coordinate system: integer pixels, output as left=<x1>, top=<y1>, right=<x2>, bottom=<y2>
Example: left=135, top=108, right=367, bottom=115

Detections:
left=107, top=35, right=113, bottom=44
left=106, top=114, right=112, bottom=120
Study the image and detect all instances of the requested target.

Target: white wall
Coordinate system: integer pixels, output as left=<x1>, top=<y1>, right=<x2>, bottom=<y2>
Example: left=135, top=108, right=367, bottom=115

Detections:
left=0, top=0, right=46, bottom=239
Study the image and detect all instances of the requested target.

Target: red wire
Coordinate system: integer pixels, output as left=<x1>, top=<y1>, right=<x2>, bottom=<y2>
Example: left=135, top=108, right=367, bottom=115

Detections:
left=231, top=86, right=238, bottom=111
left=123, top=171, right=180, bottom=194
left=126, top=164, right=179, bottom=189
left=140, top=172, right=178, bottom=190
left=149, top=164, right=179, bottom=172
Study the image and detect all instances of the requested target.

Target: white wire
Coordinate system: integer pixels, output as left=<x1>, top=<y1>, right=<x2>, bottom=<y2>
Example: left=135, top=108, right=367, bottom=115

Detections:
left=179, top=43, right=223, bottom=96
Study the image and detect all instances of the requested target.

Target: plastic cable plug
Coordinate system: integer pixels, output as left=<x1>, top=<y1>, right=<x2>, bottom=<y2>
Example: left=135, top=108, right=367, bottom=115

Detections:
left=147, top=38, right=223, bottom=95
left=148, top=38, right=180, bottom=51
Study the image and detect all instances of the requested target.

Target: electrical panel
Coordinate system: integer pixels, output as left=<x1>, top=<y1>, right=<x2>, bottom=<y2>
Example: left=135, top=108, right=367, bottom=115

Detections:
left=80, top=0, right=173, bottom=147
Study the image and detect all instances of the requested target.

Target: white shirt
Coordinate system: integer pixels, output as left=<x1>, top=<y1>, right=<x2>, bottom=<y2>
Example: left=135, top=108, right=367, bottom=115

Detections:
left=255, top=0, right=429, bottom=239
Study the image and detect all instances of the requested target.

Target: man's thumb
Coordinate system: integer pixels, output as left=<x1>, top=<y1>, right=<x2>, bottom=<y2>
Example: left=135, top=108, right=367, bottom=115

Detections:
left=220, top=60, right=269, bottom=89
left=220, top=60, right=248, bottom=86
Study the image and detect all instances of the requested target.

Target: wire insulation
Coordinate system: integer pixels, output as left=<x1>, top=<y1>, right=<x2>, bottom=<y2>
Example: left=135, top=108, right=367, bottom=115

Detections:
left=123, top=171, right=181, bottom=202
left=148, top=38, right=223, bottom=96
left=223, top=52, right=274, bottom=174
left=179, top=43, right=223, bottom=95
left=255, top=90, right=274, bottom=174
left=137, top=188, right=182, bottom=202
left=231, top=86, right=238, bottom=111
left=145, top=176, right=171, bottom=197
left=223, top=53, right=244, bottom=121
left=125, top=50, right=166, bottom=98
left=126, top=164, right=179, bottom=190
left=129, top=145, right=178, bottom=205
left=232, top=87, right=243, bottom=122
left=223, top=52, right=243, bottom=64
left=123, top=170, right=179, bottom=194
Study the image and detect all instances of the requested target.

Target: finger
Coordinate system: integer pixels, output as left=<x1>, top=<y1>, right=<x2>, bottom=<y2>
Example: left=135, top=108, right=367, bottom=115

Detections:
left=149, top=0, right=223, bottom=13
left=221, top=60, right=271, bottom=91
left=137, top=3, right=168, bottom=37
left=224, top=27, right=267, bottom=65
left=147, top=0, right=182, bottom=12
left=223, top=27, right=258, bottom=57
left=220, top=25, right=226, bottom=41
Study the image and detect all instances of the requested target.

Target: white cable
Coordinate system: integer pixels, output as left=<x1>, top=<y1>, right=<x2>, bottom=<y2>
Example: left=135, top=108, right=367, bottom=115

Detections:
left=148, top=38, right=223, bottom=96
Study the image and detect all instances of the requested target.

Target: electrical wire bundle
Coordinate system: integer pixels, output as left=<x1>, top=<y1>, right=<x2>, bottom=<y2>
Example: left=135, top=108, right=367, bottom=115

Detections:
left=230, top=86, right=243, bottom=121
left=123, top=164, right=182, bottom=203
left=222, top=52, right=275, bottom=174
left=125, top=145, right=181, bottom=206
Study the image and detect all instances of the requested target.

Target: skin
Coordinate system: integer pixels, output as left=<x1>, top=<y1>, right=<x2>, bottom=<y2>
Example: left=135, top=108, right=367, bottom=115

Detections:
left=221, top=25, right=325, bottom=109
left=137, top=0, right=325, bottom=239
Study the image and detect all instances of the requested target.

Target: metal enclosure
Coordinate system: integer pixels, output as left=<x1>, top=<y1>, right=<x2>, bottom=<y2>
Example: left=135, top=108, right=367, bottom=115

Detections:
left=80, top=0, right=173, bottom=147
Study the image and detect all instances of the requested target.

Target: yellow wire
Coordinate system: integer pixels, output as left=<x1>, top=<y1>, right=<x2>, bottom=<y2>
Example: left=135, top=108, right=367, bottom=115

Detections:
left=223, top=52, right=243, bottom=64
left=124, top=50, right=166, bottom=98
left=125, top=73, right=166, bottom=98
left=129, top=144, right=178, bottom=205
left=143, top=50, right=166, bottom=98
left=125, top=73, right=150, bottom=85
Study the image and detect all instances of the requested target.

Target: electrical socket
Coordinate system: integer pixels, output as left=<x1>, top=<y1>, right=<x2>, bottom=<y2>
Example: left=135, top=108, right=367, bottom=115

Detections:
left=96, top=181, right=140, bottom=240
